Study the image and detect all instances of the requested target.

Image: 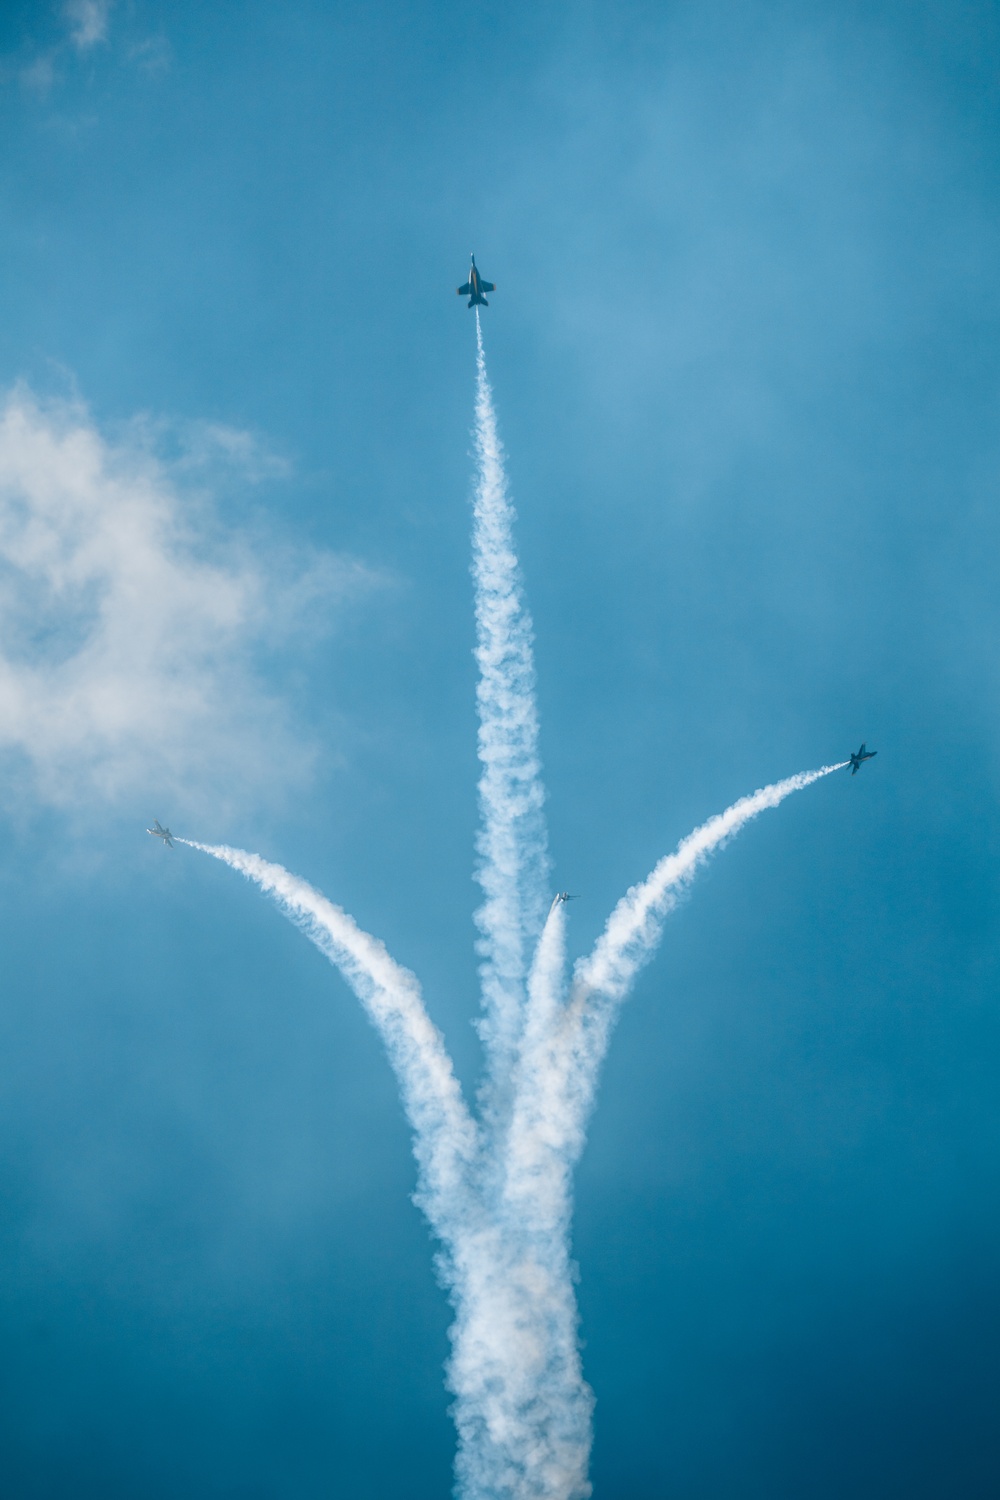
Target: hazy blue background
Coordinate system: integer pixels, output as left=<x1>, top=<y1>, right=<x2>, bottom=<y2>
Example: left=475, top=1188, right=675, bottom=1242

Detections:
left=1, top=1, right=999, bottom=1495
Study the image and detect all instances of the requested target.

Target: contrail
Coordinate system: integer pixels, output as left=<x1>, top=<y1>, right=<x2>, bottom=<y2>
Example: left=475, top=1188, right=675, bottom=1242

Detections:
left=471, top=310, right=549, bottom=1127
left=175, top=325, right=849, bottom=1500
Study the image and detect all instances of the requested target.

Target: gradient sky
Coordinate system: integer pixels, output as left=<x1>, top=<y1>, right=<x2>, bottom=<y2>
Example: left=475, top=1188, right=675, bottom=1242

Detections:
left=1, top=2, right=999, bottom=1496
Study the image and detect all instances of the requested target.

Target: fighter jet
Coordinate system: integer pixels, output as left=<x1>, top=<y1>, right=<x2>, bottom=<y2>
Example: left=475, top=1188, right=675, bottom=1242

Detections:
left=457, top=255, right=495, bottom=309
left=147, top=819, right=174, bottom=847
left=848, top=743, right=877, bottom=775
left=554, top=892, right=579, bottom=905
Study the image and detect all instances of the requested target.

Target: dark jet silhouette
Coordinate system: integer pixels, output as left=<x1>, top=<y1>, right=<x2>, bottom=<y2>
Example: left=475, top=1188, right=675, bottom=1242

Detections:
left=457, top=254, right=495, bottom=308
left=147, top=819, right=174, bottom=847
left=849, top=743, right=877, bottom=775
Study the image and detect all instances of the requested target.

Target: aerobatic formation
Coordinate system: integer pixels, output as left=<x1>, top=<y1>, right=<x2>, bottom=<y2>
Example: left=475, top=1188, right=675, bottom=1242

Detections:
left=160, top=280, right=874, bottom=1499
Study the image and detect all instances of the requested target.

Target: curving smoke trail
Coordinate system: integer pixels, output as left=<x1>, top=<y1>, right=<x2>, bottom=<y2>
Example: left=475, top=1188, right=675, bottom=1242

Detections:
left=175, top=840, right=480, bottom=1224
left=572, top=766, right=846, bottom=1020
left=471, top=310, right=550, bottom=1126
left=177, top=328, right=846, bottom=1500
left=507, top=765, right=848, bottom=1181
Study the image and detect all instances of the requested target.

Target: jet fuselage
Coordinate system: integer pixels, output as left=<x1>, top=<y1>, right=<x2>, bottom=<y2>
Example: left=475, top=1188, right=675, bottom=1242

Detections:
left=848, top=743, right=877, bottom=775
left=457, top=255, right=495, bottom=309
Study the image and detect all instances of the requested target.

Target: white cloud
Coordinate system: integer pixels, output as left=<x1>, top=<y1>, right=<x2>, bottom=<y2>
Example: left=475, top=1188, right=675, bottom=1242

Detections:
left=0, top=387, right=367, bottom=819
left=163, top=418, right=294, bottom=483
left=19, top=54, right=56, bottom=94
left=64, top=0, right=112, bottom=51
left=127, top=34, right=172, bottom=75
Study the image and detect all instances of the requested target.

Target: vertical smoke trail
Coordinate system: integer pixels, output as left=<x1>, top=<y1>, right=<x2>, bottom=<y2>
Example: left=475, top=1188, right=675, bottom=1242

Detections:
left=444, top=325, right=592, bottom=1500
left=472, top=313, right=550, bottom=1120
left=177, top=841, right=479, bottom=1224
left=506, top=898, right=571, bottom=1224
left=447, top=1208, right=594, bottom=1500
left=480, top=899, right=595, bottom=1500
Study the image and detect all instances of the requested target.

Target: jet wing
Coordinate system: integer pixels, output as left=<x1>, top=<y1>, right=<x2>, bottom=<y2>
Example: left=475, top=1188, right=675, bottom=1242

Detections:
left=479, top=281, right=495, bottom=293
left=457, top=282, right=472, bottom=296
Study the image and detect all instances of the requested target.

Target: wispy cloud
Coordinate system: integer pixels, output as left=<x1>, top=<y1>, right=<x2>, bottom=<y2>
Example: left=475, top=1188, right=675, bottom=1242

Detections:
left=64, top=0, right=112, bottom=51
left=0, top=387, right=369, bottom=819
left=127, top=34, right=171, bottom=75
left=4, top=0, right=164, bottom=100
left=165, top=419, right=294, bottom=484
left=18, top=54, right=56, bottom=95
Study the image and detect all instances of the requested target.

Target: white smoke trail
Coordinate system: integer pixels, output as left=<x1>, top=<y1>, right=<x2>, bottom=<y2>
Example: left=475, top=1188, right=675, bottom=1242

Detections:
left=467, top=899, right=595, bottom=1500
left=474, top=770, right=846, bottom=1499
left=181, top=835, right=591, bottom=1499
left=539, top=764, right=849, bottom=1166
left=447, top=1211, right=594, bottom=1500
left=574, top=764, right=846, bottom=1016
left=450, top=326, right=593, bottom=1498
left=176, top=840, right=479, bottom=1222
left=179, top=782, right=843, bottom=1500
left=506, top=899, right=571, bottom=1225
left=472, top=312, right=549, bottom=1120
left=173, top=325, right=851, bottom=1500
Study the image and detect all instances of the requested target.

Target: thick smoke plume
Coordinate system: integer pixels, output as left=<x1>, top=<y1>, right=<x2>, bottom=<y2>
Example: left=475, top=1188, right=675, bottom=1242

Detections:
left=181, top=320, right=841, bottom=1499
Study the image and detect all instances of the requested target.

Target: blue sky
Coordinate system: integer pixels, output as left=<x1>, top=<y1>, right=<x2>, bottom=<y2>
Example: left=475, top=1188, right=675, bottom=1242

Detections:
left=1, top=1, right=999, bottom=1495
